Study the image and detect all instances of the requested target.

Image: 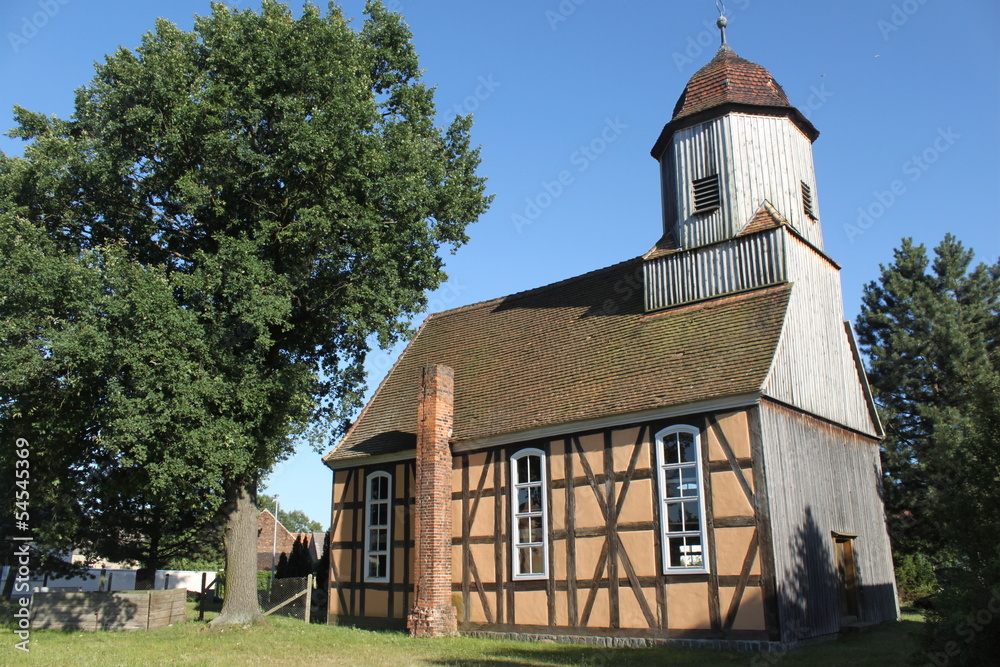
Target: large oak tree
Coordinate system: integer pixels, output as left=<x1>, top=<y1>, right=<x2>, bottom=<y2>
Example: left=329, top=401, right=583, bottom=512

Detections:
left=0, top=1, right=490, bottom=625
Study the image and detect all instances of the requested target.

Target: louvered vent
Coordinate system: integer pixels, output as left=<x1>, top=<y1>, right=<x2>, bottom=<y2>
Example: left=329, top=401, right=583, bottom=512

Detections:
left=801, top=181, right=817, bottom=220
left=692, top=174, right=720, bottom=213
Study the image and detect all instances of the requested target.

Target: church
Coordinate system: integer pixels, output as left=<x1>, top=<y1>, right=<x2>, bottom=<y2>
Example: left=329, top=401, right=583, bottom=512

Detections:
left=322, top=18, right=898, bottom=650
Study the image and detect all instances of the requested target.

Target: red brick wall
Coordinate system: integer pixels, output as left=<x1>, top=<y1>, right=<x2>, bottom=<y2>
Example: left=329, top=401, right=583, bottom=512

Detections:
left=407, top=363, right=458, bottom=637
left=257, top=510, right=297, bottom=571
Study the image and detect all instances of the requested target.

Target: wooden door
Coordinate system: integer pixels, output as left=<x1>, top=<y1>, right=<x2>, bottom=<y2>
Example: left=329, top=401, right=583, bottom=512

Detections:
left=835, top=537, right=858, bottom=622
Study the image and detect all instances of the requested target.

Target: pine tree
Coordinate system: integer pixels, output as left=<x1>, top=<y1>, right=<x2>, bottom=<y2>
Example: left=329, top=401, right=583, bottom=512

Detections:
left=855, top=234, right=999, bottom=560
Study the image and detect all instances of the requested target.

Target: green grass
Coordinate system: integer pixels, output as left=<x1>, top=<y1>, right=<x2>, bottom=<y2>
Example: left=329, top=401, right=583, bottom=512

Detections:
left=2, top=605, right=924, bottom=666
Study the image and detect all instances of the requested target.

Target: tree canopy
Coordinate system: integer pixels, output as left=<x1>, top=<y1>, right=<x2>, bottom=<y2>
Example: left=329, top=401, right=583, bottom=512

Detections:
left=855, top=234, right=999, bottom=559
left=258, top=494, right=322, bottom=533
left=856, top=235, right=999, bottom=663
left=0, top=0, right=490, bottom=625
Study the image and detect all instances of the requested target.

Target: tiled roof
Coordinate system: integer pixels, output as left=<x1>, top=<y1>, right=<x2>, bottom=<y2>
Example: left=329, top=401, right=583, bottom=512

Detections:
left=738, top=201, right=789, bottom=237
left=651, top=46, right=817, bottom=160
left=324, top=258, right=792, bottom=464
left=642, top=231, right=680, bottom=260
left=672, top=45, right=792, bottom=121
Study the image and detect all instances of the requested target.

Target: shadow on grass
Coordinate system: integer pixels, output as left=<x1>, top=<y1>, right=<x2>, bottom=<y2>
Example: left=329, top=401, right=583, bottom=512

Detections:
left=428, top=644, right=743, bottom=667
left=427, top=616, right=925, bottom=667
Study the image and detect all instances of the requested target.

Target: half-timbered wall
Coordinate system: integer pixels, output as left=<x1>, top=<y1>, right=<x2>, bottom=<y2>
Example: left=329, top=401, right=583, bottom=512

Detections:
left=449, top=409, right=773, bottom=641
left=757, top=400, right=898, bottom=642
left=328, top=460, right=416, bottom=628
left=660, top=113, right=822, bottom=250
left=762, top=233, right=879, bottom=436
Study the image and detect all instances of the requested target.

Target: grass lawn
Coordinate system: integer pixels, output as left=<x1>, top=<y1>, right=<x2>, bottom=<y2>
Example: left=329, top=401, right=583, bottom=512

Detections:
left=2, top=604, right=924, bottom=666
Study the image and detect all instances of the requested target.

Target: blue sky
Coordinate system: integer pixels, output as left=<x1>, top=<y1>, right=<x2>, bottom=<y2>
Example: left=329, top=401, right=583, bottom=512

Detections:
left=3, top=1, right=997, bottom=527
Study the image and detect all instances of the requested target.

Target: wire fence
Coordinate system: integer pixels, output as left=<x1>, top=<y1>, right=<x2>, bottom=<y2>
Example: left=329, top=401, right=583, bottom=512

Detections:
left=259, top=574, right=313, bottom=622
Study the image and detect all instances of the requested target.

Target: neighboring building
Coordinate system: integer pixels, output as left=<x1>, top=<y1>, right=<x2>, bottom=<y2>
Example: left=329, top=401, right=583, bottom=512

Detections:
left=322, top=24, right=898, bottom=650
left=256, top=510, right=322, bottom=572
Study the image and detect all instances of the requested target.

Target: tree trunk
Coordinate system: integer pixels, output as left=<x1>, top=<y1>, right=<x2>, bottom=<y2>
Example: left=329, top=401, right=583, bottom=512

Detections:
left=210, top=479, right=264, bottom=626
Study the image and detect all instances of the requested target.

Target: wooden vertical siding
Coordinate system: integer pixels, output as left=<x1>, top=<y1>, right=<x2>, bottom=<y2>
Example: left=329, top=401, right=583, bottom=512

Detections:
left=643, top=228, right=786, bottom=310
left=327, top=460, right=415, bottom=627
left=762, top=232, right=879, bottom=436
left=662, top=113, right=822, bottom=251
left=758, top=400, right=898, bottom=643
left=726, top=114, right=823, bottom=250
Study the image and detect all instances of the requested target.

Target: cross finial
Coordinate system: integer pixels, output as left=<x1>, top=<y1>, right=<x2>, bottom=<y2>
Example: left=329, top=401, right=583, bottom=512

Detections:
left=716, top=0, right=729, bottom=47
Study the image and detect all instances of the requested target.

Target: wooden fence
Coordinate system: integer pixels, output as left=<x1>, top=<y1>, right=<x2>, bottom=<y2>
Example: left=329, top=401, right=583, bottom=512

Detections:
left=31, top=589, right=187, bottom=631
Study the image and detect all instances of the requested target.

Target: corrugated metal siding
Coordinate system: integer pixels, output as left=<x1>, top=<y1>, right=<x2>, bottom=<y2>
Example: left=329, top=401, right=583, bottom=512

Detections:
left=662, top=113, right=823, bottom=250
left=763, top=232, right=878, bottom=435
left=759, top=401, right=898, bottom=642
left=643, top=228, right=786, bottom=310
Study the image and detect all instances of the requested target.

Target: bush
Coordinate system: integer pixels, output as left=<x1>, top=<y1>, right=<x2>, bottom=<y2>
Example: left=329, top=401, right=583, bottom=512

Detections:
left=896, top=552, right=938, bottom=606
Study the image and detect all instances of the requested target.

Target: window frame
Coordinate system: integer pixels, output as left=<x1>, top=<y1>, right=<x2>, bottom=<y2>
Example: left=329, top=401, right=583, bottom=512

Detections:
left=654, top=425, right=710, bottom=575
left=509, top=448, right=549, bottom=580
left=363, top=470, right=392, bottom=583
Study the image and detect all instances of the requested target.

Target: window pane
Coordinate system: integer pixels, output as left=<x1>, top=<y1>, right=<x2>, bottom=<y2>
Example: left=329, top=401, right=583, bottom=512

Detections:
left=681, top=536, right=703, bottom=568
left=368, top=555, right=380, bottom=578
left=517, top=456, right=529, bottom=484
left=517, top=488, right=529, bottom=513
left=668, top=536, right=685, bottom=568
left=517, top=547, right=531, bottom=575
left=528, top=456, right=541, bottom=483
left=518, top=518, right=530, bottom=544
left=679, top=432, right=696, bottom=463
left=530, top=516, right=543, bottom=543
left=683, top=501, right=700, bottom=532
left=370, top=528, right=387, bottom=552
left=681, top=467, right=699, bottom=497
left=667, top=502, right=683, bottom=532
left=528, top=486, right=542, bottom=512
left=370, top=475, right=388, bottom=500
left=530, top=547, right=544, bottom=574
left=664, top=434, right=679, bottom=464
left=665, top=469, right=681, bottom=498
left=376, top=554, right=388, bottom=579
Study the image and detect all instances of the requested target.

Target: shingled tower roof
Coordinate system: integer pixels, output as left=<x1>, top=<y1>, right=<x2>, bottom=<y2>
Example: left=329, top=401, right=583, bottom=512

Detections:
left=672, top=45, right=792, bottom=120
left=651, top=45, right=818, bottom=159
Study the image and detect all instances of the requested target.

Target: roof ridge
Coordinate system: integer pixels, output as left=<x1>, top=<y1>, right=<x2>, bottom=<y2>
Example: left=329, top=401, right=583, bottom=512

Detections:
left=425, top=255, right=643, bottom=322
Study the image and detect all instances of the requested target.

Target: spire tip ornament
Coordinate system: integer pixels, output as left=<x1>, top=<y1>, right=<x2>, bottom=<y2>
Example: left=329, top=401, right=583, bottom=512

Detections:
left=715, top=1, right=729, bottom=47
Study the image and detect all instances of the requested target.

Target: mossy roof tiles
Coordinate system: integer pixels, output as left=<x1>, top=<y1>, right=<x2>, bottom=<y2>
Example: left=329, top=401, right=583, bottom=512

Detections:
left=324, top=258, right=792, bottom=464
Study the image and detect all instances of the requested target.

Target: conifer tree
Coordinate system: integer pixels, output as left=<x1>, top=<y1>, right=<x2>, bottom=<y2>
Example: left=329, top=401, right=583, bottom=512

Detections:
left=855, top=235, right=999, bottom=560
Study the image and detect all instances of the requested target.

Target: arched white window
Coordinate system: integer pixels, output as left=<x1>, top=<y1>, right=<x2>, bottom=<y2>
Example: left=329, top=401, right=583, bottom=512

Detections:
left=510, top=448, right=548, bottom=579
left=654, top=425, right=709, bottom=574
left=364, top=471, right=392, bottom=582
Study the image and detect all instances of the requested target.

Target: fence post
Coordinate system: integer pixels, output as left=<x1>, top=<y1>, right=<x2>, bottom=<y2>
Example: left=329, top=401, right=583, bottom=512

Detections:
left=164, top=572, right=170, bottom=590
left=305, top=574, right=312, bottom=624
left=107, top=572, right=114, bottom=592
left=199, top=572, right=208, bottom=622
